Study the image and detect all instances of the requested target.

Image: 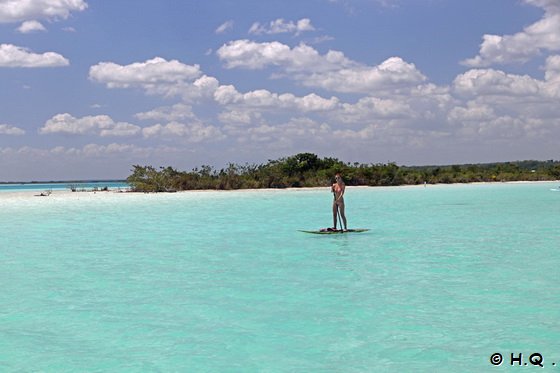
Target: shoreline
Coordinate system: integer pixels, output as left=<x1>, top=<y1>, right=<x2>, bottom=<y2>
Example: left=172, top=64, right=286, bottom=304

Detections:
left=1, top=180, right=558, bottom=200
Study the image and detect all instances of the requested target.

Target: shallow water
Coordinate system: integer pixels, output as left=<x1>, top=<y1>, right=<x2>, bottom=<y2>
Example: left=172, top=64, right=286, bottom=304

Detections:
left=0, top=181, right=128, bottom=193
left=1, top=183, right=559, bottom=372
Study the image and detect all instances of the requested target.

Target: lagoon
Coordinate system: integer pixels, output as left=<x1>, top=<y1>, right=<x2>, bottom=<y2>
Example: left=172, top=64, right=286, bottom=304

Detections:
left=0, top=182, right=559, bottom=371
left=0, top=181, right=129, bottom=193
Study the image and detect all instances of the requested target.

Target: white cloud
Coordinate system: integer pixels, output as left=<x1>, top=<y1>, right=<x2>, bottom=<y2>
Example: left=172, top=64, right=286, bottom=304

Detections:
left=89, top=57, right=201, bottom=89
left=89, top=57, right=220, bottom=100
left=0, top=123, right=25, bottom=135
left=215, top=20, right=233, bottom=34
left=453, top=69, right=541, bottom=97
left=454, top=115, right=540, bottom=141
left=218, top=110, right=257, bottom=125
left=142, top=121, right=224, bottom=142
left=41, top=113, right=224, bottom=145
left=189, top=75, right=220, bottom=98
left=249, top=18, right=315, bottom=35
left=135, top=103, right=195, bottom=122
left=462, top=0, right=560, bottom=67
left=447, top=103, right=496, bottom=123
left=213, top=85, right=240, bottom=105
left=0, top=143, right=179, bottom=159
left=331, top=123, right=378, bottom=141
left=214, top=85, right=339, bottom=112
left=227, top=117, right=331, bottom=148
left=217, top=40, right=425, bottom=93
left=80, top=37, right=560, bottom=165
left=40, top=113, right=141, bottom=137
left=303, top=57, right=426, bottom=93
left=296, top=93, right=340, bottom=112
left=447, top=62, right=560, bottom=143
left=0, top=43, right=69, bottom=67
left=543, top=55, right=560, bottom=97
left=339, top=97, right=413, bottom=123
left=217, top=39, right=354, bottom=71
left=545, top=55, right=560, bottom=79
left=81, top=143, right=144, bottom=156
left=100, top=122, right=141, bottom=137
left=0, top=0, right=88, bottom=23
left=17, top=20, right=46, bottom=33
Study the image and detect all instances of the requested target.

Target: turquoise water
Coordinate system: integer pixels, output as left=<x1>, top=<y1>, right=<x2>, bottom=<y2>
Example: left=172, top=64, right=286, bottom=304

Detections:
left=0, top=181, right=129, bottom=192
left=0, top=183, right=559, bottom=372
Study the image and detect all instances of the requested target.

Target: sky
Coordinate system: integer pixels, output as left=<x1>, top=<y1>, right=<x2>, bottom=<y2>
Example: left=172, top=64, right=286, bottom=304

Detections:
left=1, top=0, right=559, bottom=181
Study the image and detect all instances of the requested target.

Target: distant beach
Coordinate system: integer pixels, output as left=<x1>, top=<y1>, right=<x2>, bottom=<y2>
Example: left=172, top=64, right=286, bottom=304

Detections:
left=1, top=180, right=558, bottom=201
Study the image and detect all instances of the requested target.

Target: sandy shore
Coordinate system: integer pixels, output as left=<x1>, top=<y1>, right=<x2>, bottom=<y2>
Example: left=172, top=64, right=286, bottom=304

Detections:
left=1, top=180, right=558, bottom=201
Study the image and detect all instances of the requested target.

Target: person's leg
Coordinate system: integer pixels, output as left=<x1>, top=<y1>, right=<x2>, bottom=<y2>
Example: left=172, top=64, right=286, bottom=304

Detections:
left=339, top=202, right=347, bottom=230
left=332, top=202, right=338, bottom=229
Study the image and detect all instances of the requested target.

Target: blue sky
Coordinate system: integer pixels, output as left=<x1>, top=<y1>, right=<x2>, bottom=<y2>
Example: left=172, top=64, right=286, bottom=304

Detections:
left=1, top=0, right=559, bottom=181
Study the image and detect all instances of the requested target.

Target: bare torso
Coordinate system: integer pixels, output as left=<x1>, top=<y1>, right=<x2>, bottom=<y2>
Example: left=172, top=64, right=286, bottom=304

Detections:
left=332, top=182, right=345, bottom=205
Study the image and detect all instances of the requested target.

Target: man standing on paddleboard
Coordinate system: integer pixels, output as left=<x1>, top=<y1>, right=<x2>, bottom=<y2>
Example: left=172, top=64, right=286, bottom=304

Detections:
left=332, top=173, right=348, bottom=231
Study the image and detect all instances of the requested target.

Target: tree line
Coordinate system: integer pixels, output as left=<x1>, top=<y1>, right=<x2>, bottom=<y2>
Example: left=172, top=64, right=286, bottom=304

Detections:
left=126, top=153, right=560, bottom=192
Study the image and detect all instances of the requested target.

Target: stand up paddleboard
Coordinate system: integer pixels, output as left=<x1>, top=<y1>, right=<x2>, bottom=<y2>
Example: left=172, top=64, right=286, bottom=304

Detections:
left=299, top=228, right=369, bottom=235
left=302, top=189, right=370, bottom=234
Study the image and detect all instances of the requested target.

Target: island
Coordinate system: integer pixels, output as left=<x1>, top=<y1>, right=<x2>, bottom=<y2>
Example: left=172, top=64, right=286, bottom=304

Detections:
left=126, top=153, right=560, bottom=192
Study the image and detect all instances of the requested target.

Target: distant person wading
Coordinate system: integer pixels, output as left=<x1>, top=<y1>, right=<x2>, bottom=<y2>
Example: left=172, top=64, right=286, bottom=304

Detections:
left=331, top=173, right=347, bottom=231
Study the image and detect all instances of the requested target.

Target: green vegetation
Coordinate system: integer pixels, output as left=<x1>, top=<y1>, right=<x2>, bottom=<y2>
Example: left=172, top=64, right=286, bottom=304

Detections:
left=126, top=153, right=560, bottom=192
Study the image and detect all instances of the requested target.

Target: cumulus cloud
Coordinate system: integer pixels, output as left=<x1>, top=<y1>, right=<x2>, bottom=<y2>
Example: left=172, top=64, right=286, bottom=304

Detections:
left=17, top=20, right=46, bottom=33
left=135, top=103, right=196, bottom=122
left=142, top=121, right=224, bottom=142
left=217, top=39, right=354, bottom=71
left=89, top=57, right=220, bottom=100
left=226, top=117, right=331, bottom=149
left=79, top=143, right=147, bottom=156
left=40, top=113, right=141, bottom=137
left=89, top=57, right=201, bottom=88
left=214, top=85, right=339, bottom=112
left=447, top=103, right=496, bottom=123
left=453, top=69, right=541, bottom=97
left=447, top=61, right=560, bottom=143
left=218, top=110, right=258, bottom=126
left=217, top=40, right=425, bottom=92
left=338, top=97, right=413, bottom=123
left=543, top=55, right=560, bottom=96
left=304, top=57, right=426, bottom=93
left=463, top=0, right=560, bottom=66
left=0, top=123, right=25, bottom=135
left=41, top=113, right=224, bottom=144
left=0, top=43, right=69, bottom=67
left=248, top=18, right=315, bottom=35
left=0, top=0, right=88, bottom=23
left=79, top=33, right=560, bottom=164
